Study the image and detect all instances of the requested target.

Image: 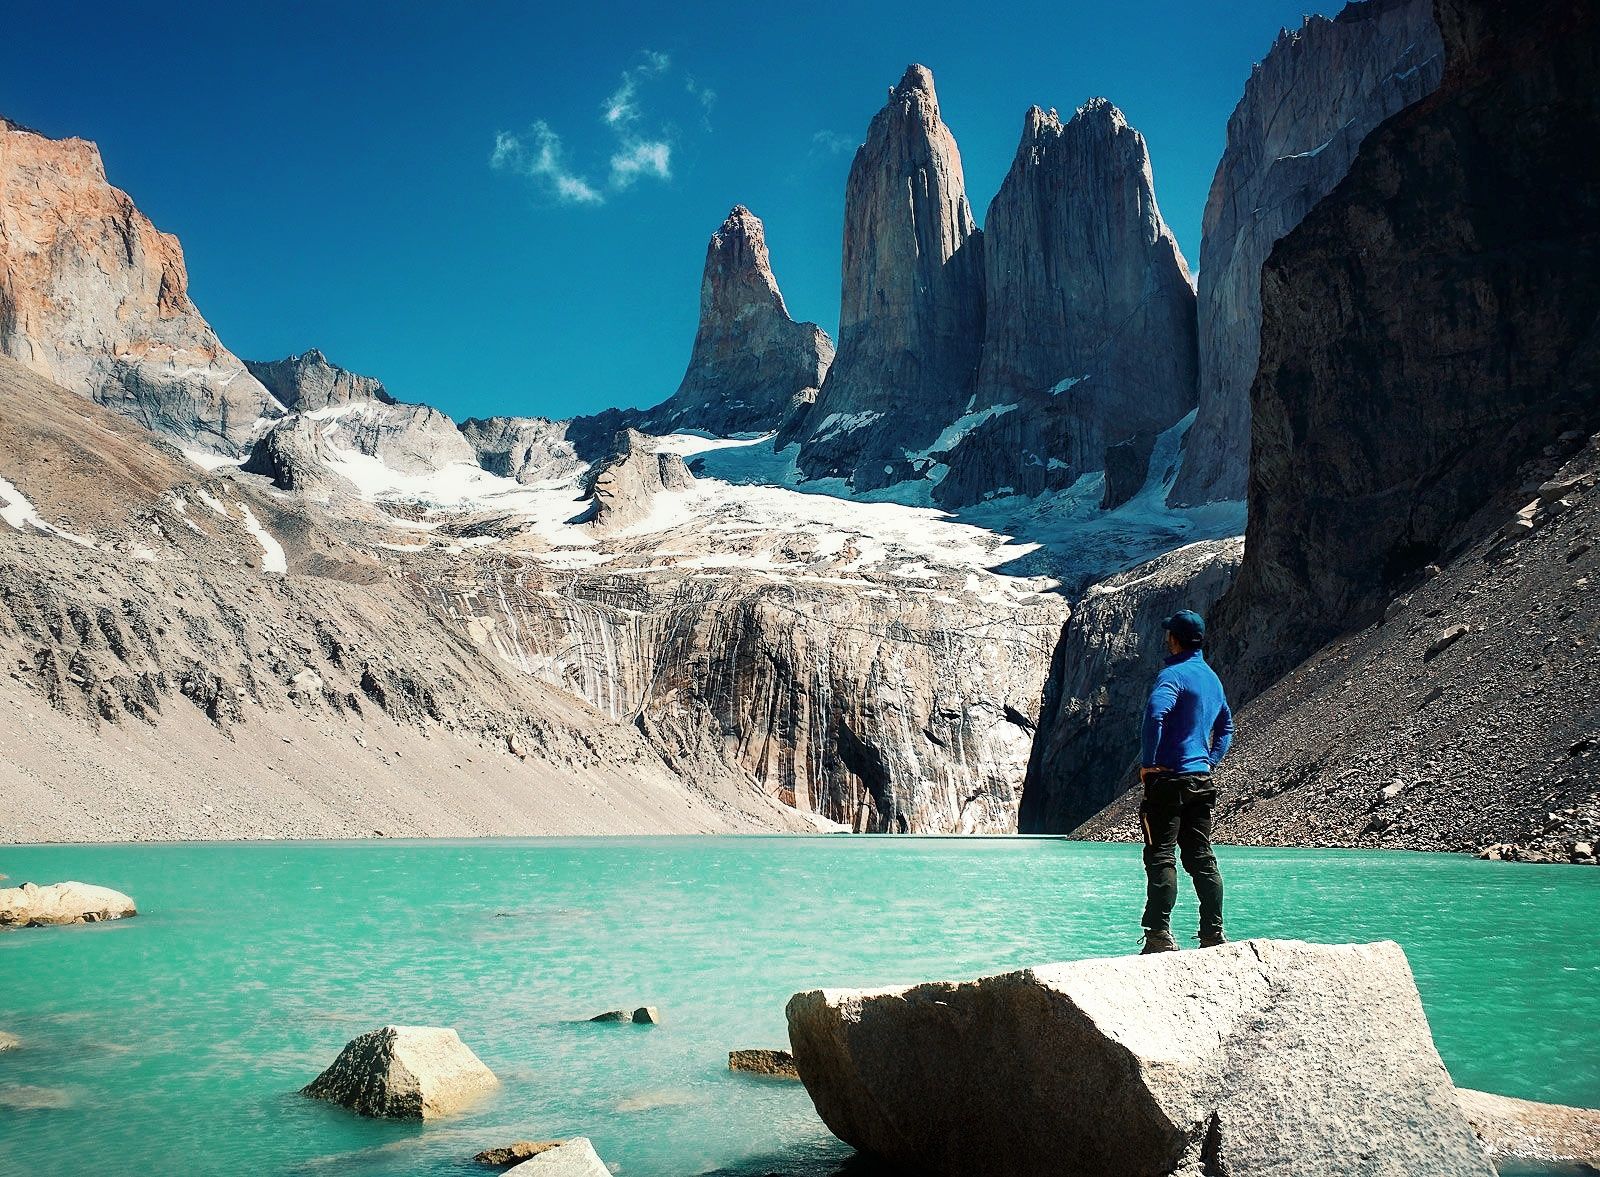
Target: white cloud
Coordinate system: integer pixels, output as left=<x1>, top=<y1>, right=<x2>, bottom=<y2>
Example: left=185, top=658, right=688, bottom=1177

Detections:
left=491, top=122, right=604, bottom=205
left=811, top=130, right=855, bottom=155
left=603, top=50, right=671, bottom=127
left=609, top=139, right=672, bottom=188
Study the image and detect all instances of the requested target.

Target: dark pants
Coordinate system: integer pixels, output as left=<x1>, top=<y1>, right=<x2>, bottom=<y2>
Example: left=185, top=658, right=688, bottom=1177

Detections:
left=1140, top=772, right=1224, bottom=937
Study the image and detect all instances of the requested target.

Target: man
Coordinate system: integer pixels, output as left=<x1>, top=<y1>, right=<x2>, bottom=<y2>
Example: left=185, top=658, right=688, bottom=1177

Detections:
left=1138, top=608, right=1233, bottom=953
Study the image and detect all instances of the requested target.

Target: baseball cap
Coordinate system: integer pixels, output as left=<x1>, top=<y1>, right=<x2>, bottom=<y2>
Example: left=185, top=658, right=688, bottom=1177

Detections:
left=1163, top=609, right=1206, bottom=646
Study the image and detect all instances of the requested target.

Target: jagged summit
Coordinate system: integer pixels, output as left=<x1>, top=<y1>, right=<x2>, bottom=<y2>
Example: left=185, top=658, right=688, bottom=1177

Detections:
left=246, top=349, right=397, bottom=412
left=894, top=63, right=936, bottom=99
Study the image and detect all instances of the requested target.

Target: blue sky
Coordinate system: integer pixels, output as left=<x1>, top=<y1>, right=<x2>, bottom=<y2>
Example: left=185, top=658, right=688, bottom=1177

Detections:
left=2, top=1, right=1315, bottom=422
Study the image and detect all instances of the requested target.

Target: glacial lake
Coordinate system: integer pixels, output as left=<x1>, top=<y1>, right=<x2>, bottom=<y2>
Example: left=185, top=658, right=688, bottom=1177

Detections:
left=1, top=837, right=1596, bottom=1176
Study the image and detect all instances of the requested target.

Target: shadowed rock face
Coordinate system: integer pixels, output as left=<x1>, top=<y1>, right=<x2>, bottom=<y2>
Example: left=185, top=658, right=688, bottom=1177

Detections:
left=791, top=65, right=985, bottom=490
left=936, top=100, right=1196, bottom=510
left=0, top=119, right=280, bottom=454
left=460, top=415, right=586, bottom=484
left=640, top=206, right=833, bottom=437
left=786, top=940, right=1493, bottom=1177
left=245, top=349, right=396, bottom=412
left=577, top=429, right=694, bottom=531
left=1212, top=0, right=1600, bottom=699
left=1170, top=0, right=1445, bottom=506
left=1019, top=538, right=1242, bottom=834
left=301, top=1025, right=497, bottom=1120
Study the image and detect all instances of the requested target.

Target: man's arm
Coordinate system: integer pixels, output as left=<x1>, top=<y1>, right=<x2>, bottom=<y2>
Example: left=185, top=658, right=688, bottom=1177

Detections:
left=1209, top=697, right=1235, bottom=767
left=1142, top=677, right=1178, bottom=771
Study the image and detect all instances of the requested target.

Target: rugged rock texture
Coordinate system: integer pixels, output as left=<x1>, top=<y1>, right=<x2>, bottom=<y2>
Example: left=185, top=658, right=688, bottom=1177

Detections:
left=729, top=1049, right=800, bottom=1079
left=1172, top=0, right=1444, bottom=507
left=240, top=414, right=344, bottom=495
left=0, top=880, right=136, bottom=926
left=1212, top=0, right=1600, bottom=697
left=786, top=940, right=1492, bottom=1177
left=638, top=206, right=832, bottom=437
left=503, top=1138, right=609, bottom=1177
left=475, top=1142, right=564, bottom=1168
left=791, top=65, right=984, bottom=491
left=245, top=348, right=394, bottom=412
left=0, top=118, right=279, bottom=454
left=1457, top=1088, right=1600, bottom=1172
left=0, top=1031, right=18, bottom=1051
left=577, top=429, right=693, bottom=530
left=1020, top=539, right=1242, bottom=834
left=1081, top=433, right=1600, bottom=858
left=301, top=1025, right=498, bottom=1120
left=460, top=416, right=585, bottom=485
left=936, top=100, right=1196, bottom=509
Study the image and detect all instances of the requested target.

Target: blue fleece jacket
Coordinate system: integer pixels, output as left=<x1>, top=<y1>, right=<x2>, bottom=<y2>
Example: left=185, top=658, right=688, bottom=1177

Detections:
left=1141, top=649, right=1234, bottom=773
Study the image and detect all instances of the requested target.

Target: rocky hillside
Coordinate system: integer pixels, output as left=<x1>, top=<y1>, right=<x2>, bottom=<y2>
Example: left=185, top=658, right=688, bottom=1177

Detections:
left=1171, top=0, right=1444, bottom=506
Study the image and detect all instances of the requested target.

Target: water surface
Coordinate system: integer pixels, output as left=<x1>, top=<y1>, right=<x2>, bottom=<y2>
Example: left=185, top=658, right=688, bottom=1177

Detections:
left=1, top=838, right=1595, bottom=1175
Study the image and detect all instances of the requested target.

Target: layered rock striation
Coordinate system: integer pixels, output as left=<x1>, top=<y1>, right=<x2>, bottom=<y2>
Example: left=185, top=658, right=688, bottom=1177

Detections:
left=638, top=206, right=832, bottom=437
left=937, top=100, right=1197, bottom=509
left=1171, top=0, right=1445, bottom=506
left=0, top=118, right=280, bottom=454
left=790, top=65, right=985, bottom=491
left=1212, top=0, right=1600, bottom=697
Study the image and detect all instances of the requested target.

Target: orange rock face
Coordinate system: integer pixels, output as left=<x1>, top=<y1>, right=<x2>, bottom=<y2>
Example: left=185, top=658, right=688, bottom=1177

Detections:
left=0, top=117, right=278, bottom=454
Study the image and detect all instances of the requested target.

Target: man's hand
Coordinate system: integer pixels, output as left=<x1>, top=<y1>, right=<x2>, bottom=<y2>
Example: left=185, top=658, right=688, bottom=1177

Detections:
left=1140, top=766, right=1170, bottom=784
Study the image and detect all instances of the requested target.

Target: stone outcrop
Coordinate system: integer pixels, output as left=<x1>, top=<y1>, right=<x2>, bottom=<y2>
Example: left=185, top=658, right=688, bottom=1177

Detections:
left=460, top=416, right=586, bottom=485
left=1020, top=538, right=1243, bottom=834
left=0, top=1031, right=18, bottom=1051
left=639, top=206, right=832, bottom=437
left=936, top=100, right=1196, bottom=509
left=577, top=429, right=693, bottom=530
left=791, top=65, right=984, bottom=491
left=0, top=880, right=136, bottom=926
left=503, top=1138, right=609, bottom=1176
left=590, top=1006, right=659, bottom=1024
left=1457, top=1088, right=1600, bottom=1172
left=729, top=1048, right=799, bottom=1079
left=301, top=1025, right=497, bottom=1119
left=0, top=118, right=280, bottom=454
left=475, top=1141, right=564, bottom=1168
left=1170, top=0, right=1444, bottom=506
left=244, top=349, right=394, bottom=412
left=786, top=940, right=1493, bottom=1177
left=1212, top=0, right=1600, bottom=698
left=248, top=397, right=476, bottom=492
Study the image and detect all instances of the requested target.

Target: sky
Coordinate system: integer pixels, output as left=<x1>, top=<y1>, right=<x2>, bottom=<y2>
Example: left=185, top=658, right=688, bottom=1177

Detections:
left=1, top=1, right=1318, bottom=422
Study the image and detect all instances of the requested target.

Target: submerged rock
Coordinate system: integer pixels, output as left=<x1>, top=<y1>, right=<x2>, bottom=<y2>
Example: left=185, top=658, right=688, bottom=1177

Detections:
left=590, top=1006, right=660, bottom=1025
left=503, top=1138, right=609, bottom=1176
left=301, top=1025, right=497, bottom=1120
left=0, top=1031, right=19, bottom=1052
left=1458, top=1087, right=1600, bottom=1171
left=0, top=880, right=136, bottom=927
left=729, top=1048, right=800, bottom=1079
left=786, top=939, right=1492, bottom=1176
left=475, top=1140, right=565, bottom=1168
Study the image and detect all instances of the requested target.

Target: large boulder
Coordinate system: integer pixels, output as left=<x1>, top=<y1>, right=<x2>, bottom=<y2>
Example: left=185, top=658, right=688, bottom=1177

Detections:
left=301, top=1025, right=497, bottom=1120
left=0, top=881, right=136, bottom=927
left=1457, top=1088, right=1600, bottom=1172
left=503, top=1138, right=609, bottom=1176
left=786, top=939, right=1493, bottom=1177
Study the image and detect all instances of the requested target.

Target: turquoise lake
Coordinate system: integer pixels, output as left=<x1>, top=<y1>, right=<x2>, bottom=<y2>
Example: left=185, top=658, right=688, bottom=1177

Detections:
left=0, top=837, right=1596, bottom=1176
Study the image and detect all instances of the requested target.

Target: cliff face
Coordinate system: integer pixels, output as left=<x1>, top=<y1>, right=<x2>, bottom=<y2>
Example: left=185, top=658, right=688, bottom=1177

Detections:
left=640, top=206, right=832, bottom=437
left=0, top=119, right=279, bottom=454
left=791, top=65, right=985, bottom=491
left=1018, top=538, right=1242, bottom=834
left=245, top=349, right=395, bottom=412
left=1212, top=0, right=1600, bottom=698
left=1170, top=0, right=1444, bottom=506
left=935, top=100, right=1197, bottom=509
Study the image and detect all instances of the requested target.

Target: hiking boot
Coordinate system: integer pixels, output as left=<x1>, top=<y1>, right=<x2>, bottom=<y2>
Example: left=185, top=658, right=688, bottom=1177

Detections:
left=1199, top=931, right=1227, bottom=948
left=1140, top=929, right=1179, bottom=954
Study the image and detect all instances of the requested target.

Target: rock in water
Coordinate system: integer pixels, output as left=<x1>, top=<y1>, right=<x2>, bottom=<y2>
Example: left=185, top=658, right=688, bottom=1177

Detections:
left=639, top=206, right=833, bottom=437
left=937, top=100, right=1196, bottom=510
left=475, top=1141, right=565, bottom=1168
left=301, top=1025, right=497, bottom=1120
left=786, top=940, right=1492, bottom=1177
left=502, top=1138, right=609, bottom=1176
left=1457, top=1088, right=1600, bottom=1171
left=244, top=349, right=396, bottom=412
left=791, top=65, right=985, bottom=491
left=1170, top=0, right=1444, bottom=506
left=0, top=118, right=281, bottom=455
left=729, top=1048, right=800, bottom=1079
left=0, top=881, right=136, bottom=926
left=1212, top=0, right=1600, bottom=698
left=0, top=1031, right=20, bottom=1052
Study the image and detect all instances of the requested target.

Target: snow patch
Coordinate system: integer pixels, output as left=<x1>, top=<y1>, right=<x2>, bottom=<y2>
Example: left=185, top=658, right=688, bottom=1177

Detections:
left=235, top=502, right=287, bottom=574
left=0, top=475, right=96, bottom=547
left=181, top=448, right=245, bottom=471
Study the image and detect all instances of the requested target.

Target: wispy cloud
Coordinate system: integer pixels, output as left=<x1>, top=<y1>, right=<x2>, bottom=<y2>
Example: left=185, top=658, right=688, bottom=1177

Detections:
left=497, top=49, right=688, bottom=208
left=811, top=130, right=855, bottom=155
left=610, top=139, right=672, bottom=188
left=490, top=122, right=604, bottom=205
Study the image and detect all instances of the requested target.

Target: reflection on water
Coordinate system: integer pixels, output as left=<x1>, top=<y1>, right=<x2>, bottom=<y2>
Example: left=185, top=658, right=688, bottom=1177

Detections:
left=0, top=837, right=1595, bottom=1176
